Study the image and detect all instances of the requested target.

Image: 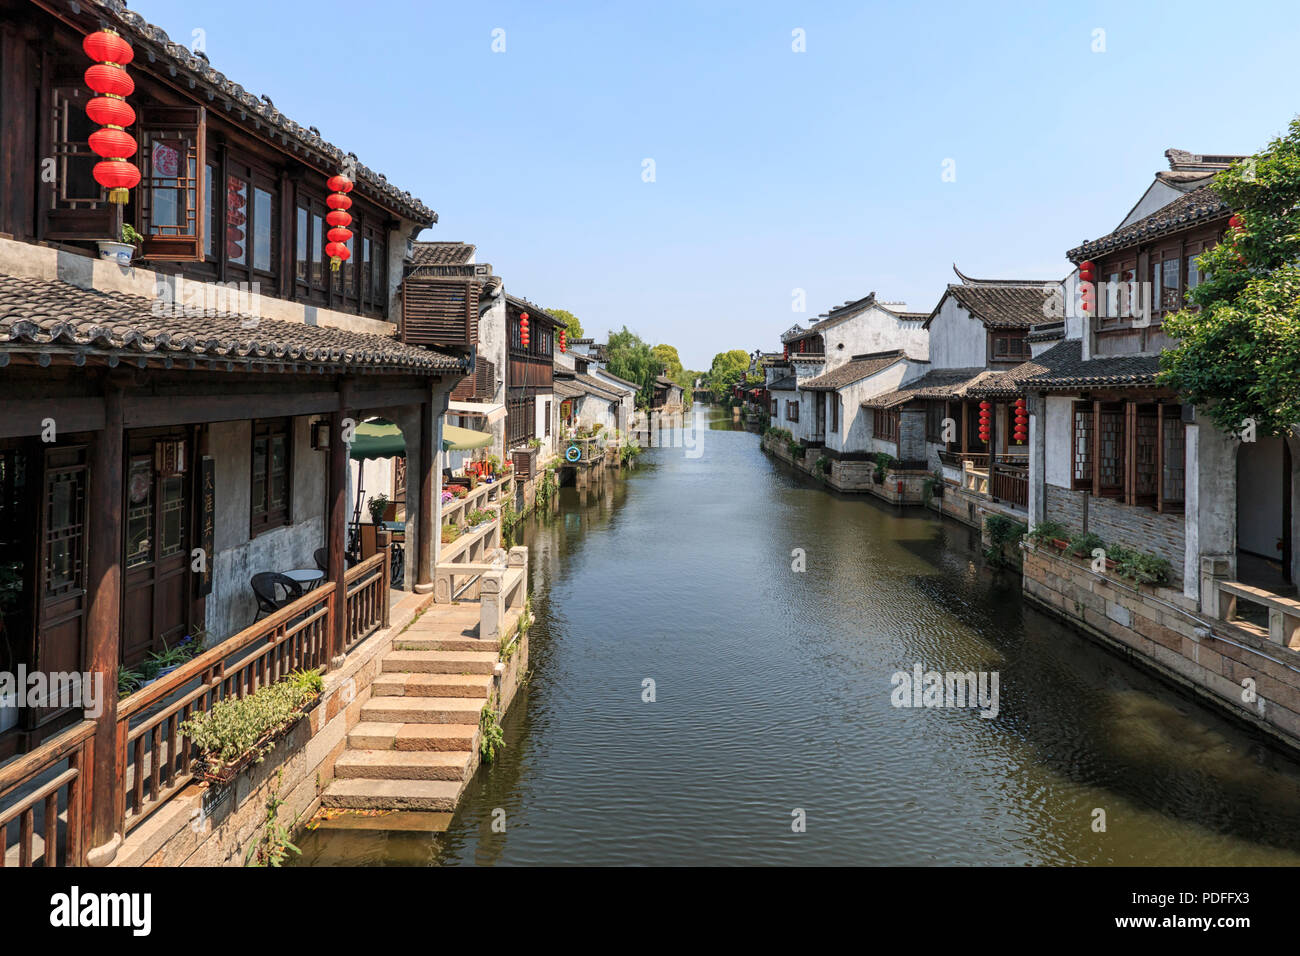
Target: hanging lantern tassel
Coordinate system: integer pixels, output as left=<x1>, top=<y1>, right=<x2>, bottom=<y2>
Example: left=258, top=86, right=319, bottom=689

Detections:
left=325, top=174, right=353, bottom=271
left=84, top=29, right=139, bottom=205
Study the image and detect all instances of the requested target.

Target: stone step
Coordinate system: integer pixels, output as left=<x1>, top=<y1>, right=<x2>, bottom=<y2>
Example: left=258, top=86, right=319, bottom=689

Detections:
left=360, top=696, right=484, bottom=725
left=393, top=635, right=497, bottom=652
left=334, top=749, right=472, bottom=782
left=322, top=778, right=463, bottom=812
left=372, top=672, right=493, bottom=698
left=394, top=723, right=479, bottom=752
left=383, top=650, right=499, bottom=675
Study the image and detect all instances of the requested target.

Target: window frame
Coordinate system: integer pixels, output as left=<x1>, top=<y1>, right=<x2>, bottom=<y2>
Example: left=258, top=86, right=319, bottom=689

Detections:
left=135, top=105, right=207, bottom=261
left=249, top=418, right=293, bottom=537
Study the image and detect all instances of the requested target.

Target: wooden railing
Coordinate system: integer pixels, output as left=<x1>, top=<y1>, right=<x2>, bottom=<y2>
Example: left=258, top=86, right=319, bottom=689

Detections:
left=0, top=719, right=94, bottom=867
left=116, top=583, right=334, bottom=833
left=1219, top=581, right=1300, bottom=649
left=991, top=461, right=1029, bottom=508
left=345, top=551, right=389, bottom=650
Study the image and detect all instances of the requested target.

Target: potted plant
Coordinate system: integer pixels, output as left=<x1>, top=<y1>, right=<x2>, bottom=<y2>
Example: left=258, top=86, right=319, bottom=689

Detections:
left=367, top=493, right=389, bottom=525
left=97, top=223, right=143, bottom=265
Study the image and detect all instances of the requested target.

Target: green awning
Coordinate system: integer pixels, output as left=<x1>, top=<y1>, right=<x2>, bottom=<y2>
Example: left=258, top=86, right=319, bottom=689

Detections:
left=350, top=420, right=405, bottom=461
left=443, top=424, right=493, bottom=451
left=348, top=419, right=493, bottom=461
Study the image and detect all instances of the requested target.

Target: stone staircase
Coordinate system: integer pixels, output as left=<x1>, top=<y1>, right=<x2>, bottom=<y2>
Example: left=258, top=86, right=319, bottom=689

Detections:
left=322, top=603, right=499, bottom=812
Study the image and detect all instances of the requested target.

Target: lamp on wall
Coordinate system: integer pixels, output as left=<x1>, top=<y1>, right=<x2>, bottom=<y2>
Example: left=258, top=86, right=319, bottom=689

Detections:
left=311, top=420, right=331, bottom=451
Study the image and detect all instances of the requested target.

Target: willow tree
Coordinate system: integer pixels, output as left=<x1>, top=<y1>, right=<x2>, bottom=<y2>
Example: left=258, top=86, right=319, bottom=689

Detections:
left=1159, top=118, right=1300, bottom=438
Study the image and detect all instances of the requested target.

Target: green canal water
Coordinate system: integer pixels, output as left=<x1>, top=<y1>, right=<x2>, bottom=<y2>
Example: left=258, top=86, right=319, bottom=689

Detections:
left=297, top=405, right=1300, bottom=865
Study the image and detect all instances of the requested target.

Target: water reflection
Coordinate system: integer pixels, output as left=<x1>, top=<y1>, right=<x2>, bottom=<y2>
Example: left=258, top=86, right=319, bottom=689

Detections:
left=297, top=405, right=1300, bottom=866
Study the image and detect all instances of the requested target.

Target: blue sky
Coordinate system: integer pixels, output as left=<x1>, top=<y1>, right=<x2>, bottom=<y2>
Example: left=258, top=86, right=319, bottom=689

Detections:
left=140, top=0, right=1299, bottom=369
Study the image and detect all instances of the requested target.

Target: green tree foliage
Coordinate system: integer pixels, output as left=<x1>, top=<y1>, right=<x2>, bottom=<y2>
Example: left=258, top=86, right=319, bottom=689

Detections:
left=651, top=344, right=683, bottom=382
left=1159, top=118, right=1300, bottom=438
left=706, top=349, right=751, bottom=392
left=605, top=326, right=659, bottom=406
left=547, top=308, right=584, bottom=340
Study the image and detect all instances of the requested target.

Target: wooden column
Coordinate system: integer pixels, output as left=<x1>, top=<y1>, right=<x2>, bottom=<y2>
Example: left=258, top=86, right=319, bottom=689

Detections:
left=1092, top=399, right=1102, bottom=497
left=960, top=401, right=969, bottom=455
left=85, top=381, right=124, bottom=866
left=328, top=404, right=349, bottom=666
left=414, top=391, right=436, bottom=593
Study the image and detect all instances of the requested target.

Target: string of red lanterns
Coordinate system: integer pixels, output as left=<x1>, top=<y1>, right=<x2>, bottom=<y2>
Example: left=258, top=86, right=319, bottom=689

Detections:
left=978, top=400, right=991, bottom=444
left=1078, top=259, right=1095, bottom=314
left=519, top=312, right=530, bottom=349
left=325, top=174, right=353, bottom=271
left=1012, top=397, right=1028, bottom=444
left=83, top=29, right=140, bottom=205
left=558, top=328, right=566, bottom=353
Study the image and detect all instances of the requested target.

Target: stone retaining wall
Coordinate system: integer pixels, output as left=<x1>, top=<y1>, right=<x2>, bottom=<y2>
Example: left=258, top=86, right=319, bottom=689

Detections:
left=1023, top=543, right=1300, bottom=752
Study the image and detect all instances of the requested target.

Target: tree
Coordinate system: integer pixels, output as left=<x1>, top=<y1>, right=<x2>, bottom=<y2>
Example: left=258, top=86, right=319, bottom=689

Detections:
left=706, top=349, right=751, bottom=392
left=651, top=344, right=683, bottom=382
left=1159, top=118, right=1300, bottom=438
left=605, top=326, right=658, bottom=406
left=547, top=308, right=584, bottom=340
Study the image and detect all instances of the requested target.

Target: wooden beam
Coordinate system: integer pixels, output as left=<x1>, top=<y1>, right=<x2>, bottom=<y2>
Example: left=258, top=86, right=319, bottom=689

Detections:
left=85, top=382, right=123, bottom=864
left=0, top=398, right=105, bottom=439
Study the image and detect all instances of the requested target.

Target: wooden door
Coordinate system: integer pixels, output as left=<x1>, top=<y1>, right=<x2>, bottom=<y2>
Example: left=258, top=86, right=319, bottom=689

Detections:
left=122, top=439, right=191, bottom=665
left=32, top=444, right=89, bottom=731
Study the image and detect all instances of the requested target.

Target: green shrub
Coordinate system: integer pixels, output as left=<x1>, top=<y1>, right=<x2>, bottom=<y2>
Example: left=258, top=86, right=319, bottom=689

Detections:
left=873, top=452, right=896, bottom=483
left=813, top=456, right=830, bottom=481
left=1027, top=520, right=1069, bottom=545
left=1111, top=547, right=1173, bottom=586
left=180, top=670, right=322, bottom=776
left=983, top=515, right=1028, bottom=567
left=1067, top=532, right=1105, bottom=559
left=787, top=440, right=805, bottom=458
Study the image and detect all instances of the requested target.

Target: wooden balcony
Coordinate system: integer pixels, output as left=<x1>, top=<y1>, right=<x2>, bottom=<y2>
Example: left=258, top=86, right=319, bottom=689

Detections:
left=1, top=550, right=391, bottom=864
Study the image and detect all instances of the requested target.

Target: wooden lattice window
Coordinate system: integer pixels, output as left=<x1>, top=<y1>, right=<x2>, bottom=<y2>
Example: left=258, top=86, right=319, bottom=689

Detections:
left=786, top=401, right=799, bottom=423
left=1071, top=402, right=1093, bottom=489
left=1161, top=412, right=1186, bottom=509
left=43, top=458, right=86, bottom=597
left=1133, top=405, right=1160, bottom=503
left=136, top=106, right=206, bottom=260
left=1098, top=404, right=1125, bottom=496
left=251, top=419, right=292, bottom=536
left=873, top=408, right=899, bottom=443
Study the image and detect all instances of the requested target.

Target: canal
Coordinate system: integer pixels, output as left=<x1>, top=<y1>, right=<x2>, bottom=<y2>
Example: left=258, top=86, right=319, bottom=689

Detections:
left=299, top=405, right=1300, bottom=865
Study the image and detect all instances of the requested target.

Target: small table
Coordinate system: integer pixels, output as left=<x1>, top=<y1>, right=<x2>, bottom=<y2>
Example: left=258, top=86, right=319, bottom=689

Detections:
left=282, top=568, right=325, bottom=591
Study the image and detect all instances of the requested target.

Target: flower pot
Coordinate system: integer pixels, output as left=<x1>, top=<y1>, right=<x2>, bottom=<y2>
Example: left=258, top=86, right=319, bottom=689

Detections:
left=1050, top=538, right=1070, bottom=551
left=96, top=240, right=135, bottom=265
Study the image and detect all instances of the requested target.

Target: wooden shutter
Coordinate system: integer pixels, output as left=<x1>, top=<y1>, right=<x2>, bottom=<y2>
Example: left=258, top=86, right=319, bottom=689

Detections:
left=402, top=276, right=480, bottom=346
left=136, top=105, right=207, bottom=260
left=41, top=86, right=115, bottom=241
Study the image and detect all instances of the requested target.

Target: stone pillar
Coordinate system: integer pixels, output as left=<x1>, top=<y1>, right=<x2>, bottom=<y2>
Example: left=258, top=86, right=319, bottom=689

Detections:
left=86, top=381, right=124, bottom=866
left=1027, top=392, right=1046, bottom=526
left=479, top=570, right=505, bottom=640
left=414, top=395, right=435, bottom=594
left=1189, top=419, right=1238, bottom=608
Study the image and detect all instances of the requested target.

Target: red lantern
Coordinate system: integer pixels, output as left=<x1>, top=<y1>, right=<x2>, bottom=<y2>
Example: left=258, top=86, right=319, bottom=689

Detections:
left=1229, top=213, right=1243, bottom=230
left=326, top=174, right=353, bottom=271
left=519, top=313, right=530, bottom=348
left=86, top=95, right=135, bottom=128
left=83, top=30, right=138, bottom=204
left=559, top=329, right=567, bottom=353
left=326, top=209, right=352, bottom=228
left=1078, top=260, right=1095, bottom=280
left=83, top=29, right=134, bottom=66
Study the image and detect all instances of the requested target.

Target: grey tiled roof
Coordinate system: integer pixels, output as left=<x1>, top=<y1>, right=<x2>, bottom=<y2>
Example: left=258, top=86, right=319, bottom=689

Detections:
left=1068, top=184, right=1230, bottom=262
left=410, top=242, right=476, bottom=266
left=931, top=283, right=1058, bottom=330
left=768, top=374, right=798, bottom=391
left=861, top=367, right=993, bottom=409
left=798, top=350, right=909, bottom=391
left=0, top=271, right=466, bottom=374
left=969, top=339, right=1161, bottom=397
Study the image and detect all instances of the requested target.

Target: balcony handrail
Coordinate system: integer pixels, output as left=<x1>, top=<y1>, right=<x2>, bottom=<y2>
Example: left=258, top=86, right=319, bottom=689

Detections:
left=0, top=718, right=95, bottom=868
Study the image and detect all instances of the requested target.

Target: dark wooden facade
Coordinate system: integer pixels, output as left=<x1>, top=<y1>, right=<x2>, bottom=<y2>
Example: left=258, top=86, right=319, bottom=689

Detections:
left=505, top=298, right=556, bottom=449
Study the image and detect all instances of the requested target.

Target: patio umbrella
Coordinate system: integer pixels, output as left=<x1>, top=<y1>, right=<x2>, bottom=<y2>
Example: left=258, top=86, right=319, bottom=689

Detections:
left=347, top=419, right=494, bottom=460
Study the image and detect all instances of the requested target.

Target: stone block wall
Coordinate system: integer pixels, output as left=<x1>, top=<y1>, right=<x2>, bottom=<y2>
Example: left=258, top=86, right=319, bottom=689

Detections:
left=1023, top=544, right=1300, bottom=753
left=1043, top=482, right=1185, bottom=585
